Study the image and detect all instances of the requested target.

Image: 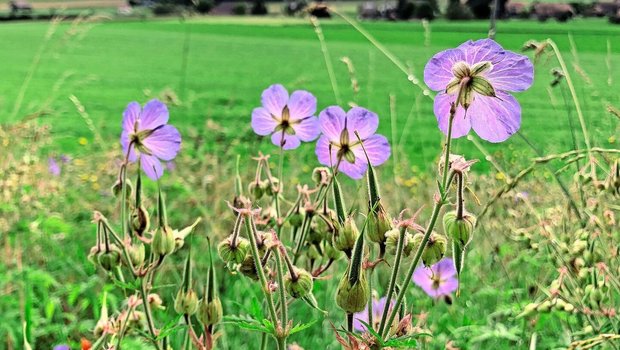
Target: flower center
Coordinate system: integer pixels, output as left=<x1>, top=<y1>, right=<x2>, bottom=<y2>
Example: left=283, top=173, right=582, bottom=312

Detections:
left=336, top=129, right=356, bottom=164
left=431, top=275, right=441, bottom=290
left=445, top=60, right=496, bottom=110
left=274, top=106, right=296, bottom=135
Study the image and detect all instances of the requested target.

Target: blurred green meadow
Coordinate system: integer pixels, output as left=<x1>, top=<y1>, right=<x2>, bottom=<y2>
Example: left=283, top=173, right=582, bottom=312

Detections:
left=1, top=14, right=619, bottom=350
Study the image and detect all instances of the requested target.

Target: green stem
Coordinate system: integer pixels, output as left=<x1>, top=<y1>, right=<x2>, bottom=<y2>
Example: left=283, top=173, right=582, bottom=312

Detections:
left=244, top=217, right=280, bottom=328
left=274, top=249, right=288, bottom=336
left=139, top=278, right=162, bottom=350
left=377, top=226, right=406, bottom=336
left=441, top=109, right=455, bottom=191
left=260, top=333, right=268, bottom=350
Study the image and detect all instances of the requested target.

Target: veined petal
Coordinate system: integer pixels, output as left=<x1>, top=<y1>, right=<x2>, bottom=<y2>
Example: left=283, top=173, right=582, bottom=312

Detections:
left=469, top=91, right=521, bottom=143
left=292, top=116, right=320, bottom=142
left=140, top=154, right=164, bottom=180
left=438, top=277, right=459, bottom=296
left=424, top=48, right=466, bottom=91
left=345, top=107, right=378, bottom=140
left=122, top=102, right=141, bottom=133
left=338, top=158, right=367, bottom=180
left=413, top=267, right=435, bottom=296
left=270, top=131, right=301, bottom=150
left=287, top=90, right=316, bottom=122
left=315, top=135, right=338, bottom=167
left=433, top=258, right=457, bottom=278
left=251, top=107, right=278, bottom=136
left=351, top=134, right=391, bottom=167
left=433, top=92, right=472, bottom=139
left=458, top=38, right=503, bottom=66
left=318, top=106, right=347, bottom=141
left=484, top=51, right=534, bottom=92
left=261, top=84, right=289, bottom=117
left=140, top=99, right=169, bottom=131
left=142, top=125, right=182, bottom=161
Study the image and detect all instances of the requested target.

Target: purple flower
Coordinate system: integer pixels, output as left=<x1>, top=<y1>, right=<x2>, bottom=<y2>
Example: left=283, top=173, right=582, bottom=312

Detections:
left=251, top=84, right=320, bottom=150
left=48, top=157, right=61, bottom=176
left=424, top=39, right=534, bottom=143
left=352, top=297, right=395, bottom=332
left=120, top=99, right=181, bottom=180
left=413, top=258, right=458, bottom=298
left=315, top=106, right=390, bottom=179
left=53, top=345, right=70, bottom=350
left=60, top=154, right=72, bottom=164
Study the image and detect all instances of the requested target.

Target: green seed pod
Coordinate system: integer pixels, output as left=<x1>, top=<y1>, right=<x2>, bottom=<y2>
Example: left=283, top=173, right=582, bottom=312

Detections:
left=248, top=181, right=264, bottom=201
left=588, top=287, right=604, bottom=307
left=126, top=311, right=146, bottom=331
left=517, top=303, right=538, bottom=318
left=88, top=245, right=101, bottom=265
left=264, top=178, right=280, bottom=197
left=255, top=230, right=273, bottom=256
left=197, top=298, right=223, bottom=327
left=536, top=300, right=552, bottom=313
left=385, top=229, right=415, bottom=257
left=306, top=244, right=322, bottom=261
left=288, top=207, right=305, bottom=228
left=152, top=226, right=176, bottom=257
left=336, top=270, right=369, bottom=313
left=131, top=205, right=150, bottom=237
left=128, top=243, right=145, bottom=267
left=217, top=236, right=250, bottom=265
left=323, top=240, right=342, bottom=260
left=98, top=249, right=121, bottom=271
left=442, top=211, right=476, bottom=246
left=312, top=167, right=331, bottom=185
left=238, top=254, right=269, bottom=280
left=174, top=289, right=199, bottom=315
left=367, top=204, right=392, bottom=244
left=111, top=179, right=133, bottom=199
left=413, top=232, right=447, bottom=267
left=570, top=240, right=588, bottom=256
left=285, top=268, right=314, bottom=299
left=333, top=216, right=358, bottom=253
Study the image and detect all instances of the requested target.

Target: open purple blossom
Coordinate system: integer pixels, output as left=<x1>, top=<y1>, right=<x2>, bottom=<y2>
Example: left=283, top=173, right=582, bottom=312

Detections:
left=413, top=258, right=458, bottom=298
left=251, top=84, right=320, bottom=150
left=53, top=345, right=70, bottom=350
left=315, top=106, right=390, bottom=179
left=352, top=297, right=395, bottom=332
left=424, top=39, right=534, bottom=143
left=120, top=99, right=181, bottom=180
left=48, top=157, right=61, bottom=176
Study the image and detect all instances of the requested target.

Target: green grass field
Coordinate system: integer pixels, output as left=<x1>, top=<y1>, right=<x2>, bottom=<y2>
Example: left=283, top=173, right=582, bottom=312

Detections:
left=1, top=17, right=619, bottom=168
left=1, top=16, right=620, bottom=350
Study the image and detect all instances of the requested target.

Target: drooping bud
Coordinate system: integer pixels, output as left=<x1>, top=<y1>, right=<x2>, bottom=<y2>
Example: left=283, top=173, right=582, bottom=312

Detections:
left=264, top=177, right=280, bottom=197
left=198, top=239, right=223, bottom=327
left=323, top=240, right=342, bottom=260
left=174, top=289, right=199, bottom=315
left=173, top=218, right=201, bottom=251
left=442, top=211, right=476, bottom=247
left=131, top=205, right=150, bottom=237
left=333, top=216, right=358, bottom=254
left=413, top=232, right=447, bottom=267
left=152, top=226, right=176, bottom=257
left=367, top=203, right=393, bottom=245
left=98, top=246, right=121, bottom=271
left=248, top=181, right=264, bottom=201
left=127, top=243, right=146, bottom=267
left=217, top=235, right=250, bottom=265
left=312, top=166, right=331, bottom=185
left=288, top=206, right=305, bottom=228
left=111, top=178, right=133, bottom=199
left=285, top=268, right=314, bottom=299
left=385, top=228, right=415, bottom=257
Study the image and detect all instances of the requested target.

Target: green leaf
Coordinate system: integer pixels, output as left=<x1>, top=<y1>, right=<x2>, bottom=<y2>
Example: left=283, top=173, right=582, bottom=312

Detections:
left=289, top=319, right=318, bottom=335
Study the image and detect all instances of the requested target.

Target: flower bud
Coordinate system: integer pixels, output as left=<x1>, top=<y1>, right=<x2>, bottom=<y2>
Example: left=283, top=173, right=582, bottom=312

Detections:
left=306, top=244, right=321, bottom=261
left=367, top=203, right=392, bottom=244
left=263, top=178, right=280, bottom=197
left=413, top=232, right=447, bottom=267
left=174, top=289, right=199, bottom=315
left=111, top=179, right=133, bottom=199
left=536, top=300, right=552, bottom=313
left=312, top=167, right=331, bottom=185
left=128, top=243, right=146, bottom=267
left=288, top=207, right=305, bottom=228
left=148, top=293, right=165, bottom=310
left=197, top=298, right=223, bottom=327
left=131, top=205, right=150, bottom=237
left=333, top=216, right=358, bottom=253
left=98, top=248, right=121, bottom=271
left=152, top=226, right=176, bottom=257
left=217, top=236, right=250, bottom=265
left=239, top=254, right=270, bottom=280
left=88, top=245, right=102, bottom=265
left=442, top=211, right=476, bottom=247
left=385, top=228, right=414, bottom=257
left=570, top=240, right=587, bottom=256
left=285, top=268, right=314, bottom=299
left=323, top=240, right=342, bottom=260
left=248, top=181, right=264, bottom=201
left=517, top=303, right=538, bottom=318
left=336, top=270, right=369, bottom=313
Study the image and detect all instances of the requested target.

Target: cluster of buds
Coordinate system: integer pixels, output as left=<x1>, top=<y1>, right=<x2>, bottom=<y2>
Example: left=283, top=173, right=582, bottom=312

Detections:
left=518, top=298, right=576, bottom=318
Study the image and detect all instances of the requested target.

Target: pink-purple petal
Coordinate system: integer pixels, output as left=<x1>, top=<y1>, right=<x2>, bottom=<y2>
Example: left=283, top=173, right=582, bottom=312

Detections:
left=424, top=48, right=466, bottom=91
left=122, top=101, right=141, bottom=133
left=142, top=125, right=182, bottom=161
left=433, top=92, right=472, bottom=138
left=345, top=107, right=378, bottom=140
left=287, top=90, right=316, bottom=122
left=318, top=106, right=347, bottom=141
left=251, top=107, right=278, bottom=136
left=458, top=38, right=503, bottom=65
left=292, top=117, right=320, bottom=142
left=271, top=131, right=301, bottom=150
left=141, top=154, right=164, bottom=180
left=433, top=258, right=457, bottom=278
left=438, top=277, right=459, bottom=295
left=469, top=92, right=521, bottom=143
left=261, top=84, right=289, bottom=117
left=338, top=159, right=368, bottom=180
left=484, top=51, right=534, bottom=92
left=315, top=136, right=336, bottom=167
left=351, top=134, right=391, bottom=166
left=140, top=99, right=169, bottom=131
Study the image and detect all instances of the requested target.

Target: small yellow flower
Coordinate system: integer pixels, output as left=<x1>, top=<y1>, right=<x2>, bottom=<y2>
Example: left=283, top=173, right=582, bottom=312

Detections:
left=79, top=137, right=88, bottom=146
left=495, top=172, right=506, bottom=181
left=74, top=159, right=85, bottom=167
left=89, top=175, right=98, bottom=183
